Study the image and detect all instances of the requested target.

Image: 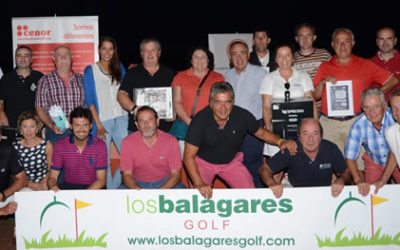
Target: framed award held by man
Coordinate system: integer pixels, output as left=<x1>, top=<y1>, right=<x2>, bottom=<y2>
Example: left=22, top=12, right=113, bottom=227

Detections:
left=134, top=87, right=174, bottom=119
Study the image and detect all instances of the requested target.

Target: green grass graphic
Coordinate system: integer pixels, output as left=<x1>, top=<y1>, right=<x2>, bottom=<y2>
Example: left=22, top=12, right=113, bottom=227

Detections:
left=316, top=228, right=400, bottom=247
left=23, top=230, right=108, bottom=248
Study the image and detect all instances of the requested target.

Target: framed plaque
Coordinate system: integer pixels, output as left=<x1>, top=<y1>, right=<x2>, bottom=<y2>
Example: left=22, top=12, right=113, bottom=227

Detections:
left=326, top=80, right=354, bottom=117
left=134, top=87, right=174, bottom=119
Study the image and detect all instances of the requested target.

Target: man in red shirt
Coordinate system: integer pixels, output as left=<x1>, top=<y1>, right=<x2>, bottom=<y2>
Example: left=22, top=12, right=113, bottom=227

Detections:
left=120, top=106, right=184, bottom=189
left=314, top=28, right=398, bottom=156
left=370, top=26, right=400, bottom=101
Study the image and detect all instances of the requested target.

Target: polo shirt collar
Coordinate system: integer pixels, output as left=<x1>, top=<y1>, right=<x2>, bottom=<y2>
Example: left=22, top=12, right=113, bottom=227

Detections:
left=69, top=134, right=94, bottom=146
left=377, top=49, right=400, bottom=61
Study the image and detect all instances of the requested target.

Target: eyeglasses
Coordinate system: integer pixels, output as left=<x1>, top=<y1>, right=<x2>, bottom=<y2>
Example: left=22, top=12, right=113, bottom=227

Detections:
left=284, top=82, right=290, bottom=102
left=362, top=105, right=382, bottom=112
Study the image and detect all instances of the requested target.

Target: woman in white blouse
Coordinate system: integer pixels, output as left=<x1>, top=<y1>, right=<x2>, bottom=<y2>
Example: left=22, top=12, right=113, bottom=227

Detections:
left=260, top=44, right=317, bottom=157
left=83, top=36, right=127, bottom=189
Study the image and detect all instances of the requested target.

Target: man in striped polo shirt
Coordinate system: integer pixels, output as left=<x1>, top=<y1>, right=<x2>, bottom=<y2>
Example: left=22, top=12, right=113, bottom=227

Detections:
left=48, top=107, right=107, bottom=190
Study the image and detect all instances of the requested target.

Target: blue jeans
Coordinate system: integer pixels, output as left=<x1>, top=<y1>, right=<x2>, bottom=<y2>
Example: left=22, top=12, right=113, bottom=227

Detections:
left=136, top=176, right=186, bottom=189
left=45, top=127, right=70, bottom=144
left=101, top=116, right=128, bottom=189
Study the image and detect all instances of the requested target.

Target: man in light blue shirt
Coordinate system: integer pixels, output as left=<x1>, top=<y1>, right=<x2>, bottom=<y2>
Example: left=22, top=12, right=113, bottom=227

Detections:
left=344, top=88, right=395, bottom=196
left=225, top=40, right=267, bottom=187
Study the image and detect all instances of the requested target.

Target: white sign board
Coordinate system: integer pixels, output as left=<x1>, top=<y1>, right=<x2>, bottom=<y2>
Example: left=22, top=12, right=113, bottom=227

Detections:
left=15, top=186, right=400, bottom=249
left=12, top=16, right=99, bottom=74
left=208, top=33, right=252, bottom=75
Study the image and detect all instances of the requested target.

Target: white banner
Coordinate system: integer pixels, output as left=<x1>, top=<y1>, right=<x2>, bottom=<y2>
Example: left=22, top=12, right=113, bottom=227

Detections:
left=15, top=186, right=400, bottom=249
left=12, top=16, right=99, bottom=74
left=208, top=33, right=252, bottom=75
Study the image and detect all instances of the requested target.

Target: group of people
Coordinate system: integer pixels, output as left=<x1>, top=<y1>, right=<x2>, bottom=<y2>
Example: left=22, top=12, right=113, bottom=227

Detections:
left=1, top=23, right=400, bottom=216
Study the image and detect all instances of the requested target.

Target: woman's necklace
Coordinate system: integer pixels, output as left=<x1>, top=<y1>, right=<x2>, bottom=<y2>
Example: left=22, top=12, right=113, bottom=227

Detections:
left=97, top=62, right=111, bottom=76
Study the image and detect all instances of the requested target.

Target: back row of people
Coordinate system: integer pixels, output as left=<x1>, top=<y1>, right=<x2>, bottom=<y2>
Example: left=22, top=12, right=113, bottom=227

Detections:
left=1, top=24, right=400, bottom=208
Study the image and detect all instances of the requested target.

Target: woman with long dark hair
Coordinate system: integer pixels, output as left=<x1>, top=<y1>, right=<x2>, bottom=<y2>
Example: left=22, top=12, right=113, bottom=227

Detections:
left=83, top=36, right=128, bottom=189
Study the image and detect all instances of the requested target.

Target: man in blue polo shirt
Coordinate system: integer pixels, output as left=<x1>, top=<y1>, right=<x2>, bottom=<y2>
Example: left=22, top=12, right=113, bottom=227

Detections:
left=259, top=118, right=348, bottom=198
left=47, top=107, right=107, bottom=190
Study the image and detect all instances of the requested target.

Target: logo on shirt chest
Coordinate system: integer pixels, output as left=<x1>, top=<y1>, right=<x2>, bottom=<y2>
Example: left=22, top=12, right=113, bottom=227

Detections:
left=319, top=163, right=331, bottom=169
left=88, top=157, right=95, bottom=167
left=30, top=83, right=37, bottom=92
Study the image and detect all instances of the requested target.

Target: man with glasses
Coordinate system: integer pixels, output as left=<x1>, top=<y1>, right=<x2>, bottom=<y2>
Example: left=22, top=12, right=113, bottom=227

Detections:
left=184, top=82, right=297, bottom=199
left=225, top=40, right=267, bottom=187
left=344, top=88, right=398, bottom=196
left=314, top=28, right=398, bottom=168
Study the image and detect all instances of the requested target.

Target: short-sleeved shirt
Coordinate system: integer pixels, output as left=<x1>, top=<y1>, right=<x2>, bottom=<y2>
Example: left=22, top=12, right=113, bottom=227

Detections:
left=225, top=64, right=266, bottom=119
left=293, top=48, right=332, bottom=80
left=35, top=71, right=85, bottom=119
left=0, top=143, right=24, bottom=192
left=260, top=67, right=314, bottom=99
left=267, top=139, right=346, bottom=187
left=51, top=135, right=107, bottom=185
left=13, top=140, right=48, bottom=183
left=185, top=106, right=259, bottom=164
left=172, top=68, right=224, bottom=116
left=344, top=109, right=394, bottom=166
left=385, top=123, right=400, bottom=166
left=0, top=70, right=43, bottom=127
left=370, top=50, right=400, bottom=100
left=370, top=50, right=400, bottom=78
left=119, top=64, right=175, bottom=132
left=120, top=129, right=182, bottom=182
left=313, top=55, right=392, bottom=115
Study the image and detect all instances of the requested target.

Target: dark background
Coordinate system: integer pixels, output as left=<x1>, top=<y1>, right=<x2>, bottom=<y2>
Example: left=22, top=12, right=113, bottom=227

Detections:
left=1, top=1, right=399, bottom=73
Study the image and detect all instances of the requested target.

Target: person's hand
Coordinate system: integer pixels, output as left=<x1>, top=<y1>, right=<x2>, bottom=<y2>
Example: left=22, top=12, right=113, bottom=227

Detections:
left=51, top=124, right=64, bottom=135
left=356, top=181, right=370, bottom=196
left=331, top=182, right=344, bottom=197
left=373, top=179, right=386, bottom=194
left=39, top=182, right=49, bottom=190
left=27, top=182, right=41, bottom=191
left=269, top=183, right=283, bottom=198
left=279, top=139, right=297, bottom=155
left=96, top=126, right=108, bottom=140
left=197, top=183, right=213, bottom=199
left=0, top=112, right=9, bottom=127
left=320, top=76, right=337, bottom=86
left=2, top=202, right=17, bottom=215
left=50, top=185, right=60, bottom=192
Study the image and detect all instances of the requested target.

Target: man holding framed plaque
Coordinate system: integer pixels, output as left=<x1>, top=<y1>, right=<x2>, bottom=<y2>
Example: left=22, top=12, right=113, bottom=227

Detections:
left=313, top=28, right=398, bottom=157
left=117, top=38, right=175, bottom=133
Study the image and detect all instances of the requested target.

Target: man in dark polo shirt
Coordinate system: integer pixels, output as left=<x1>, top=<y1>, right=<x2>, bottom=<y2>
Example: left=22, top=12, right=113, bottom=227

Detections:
left=0, top=128, right=26, bottom=215
left=184, top=82, right=297, bottom=199
left=259, top=118, right=349, bottom=198
left=0, top=46, right=43, bottom=131
left=117, top=38, right=175, bottom=133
